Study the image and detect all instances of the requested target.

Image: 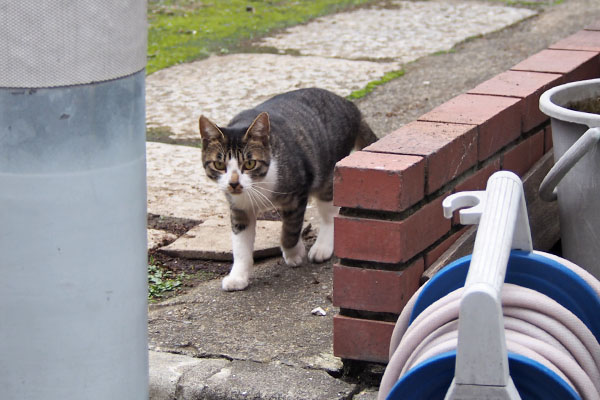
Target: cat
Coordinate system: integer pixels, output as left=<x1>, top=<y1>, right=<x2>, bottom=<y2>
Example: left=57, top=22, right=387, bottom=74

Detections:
left=198, top=87, right=377, bottom=291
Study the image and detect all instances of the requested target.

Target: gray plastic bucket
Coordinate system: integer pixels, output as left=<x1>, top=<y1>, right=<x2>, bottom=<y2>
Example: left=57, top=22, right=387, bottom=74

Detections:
left=539, top=78, right=600, bottom=279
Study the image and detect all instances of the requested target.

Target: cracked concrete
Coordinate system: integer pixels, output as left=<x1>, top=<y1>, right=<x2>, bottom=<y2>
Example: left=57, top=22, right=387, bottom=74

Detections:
left=149, top=352, right=357, bottom=400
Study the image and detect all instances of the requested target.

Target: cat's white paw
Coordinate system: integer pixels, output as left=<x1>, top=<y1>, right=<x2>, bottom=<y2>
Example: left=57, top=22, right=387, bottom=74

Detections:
left=282, top=240, right=306, bottom=267
left=308, top=211, right=335, bottom=263
left=222, top=274, right=249, bottom=291
left=308, top=240, right=334, bottom=263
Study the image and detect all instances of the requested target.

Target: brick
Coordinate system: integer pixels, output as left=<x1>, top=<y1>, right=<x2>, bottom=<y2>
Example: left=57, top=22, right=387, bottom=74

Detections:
left=424, top=227, right=470, bottom=268
left=545, top=125, right=553, bottom=153
left=549, top=30, right=600, bottom=52
left=334, top=151, right=425, bottom=212
left=454, top=158, right=501, bottom=194
left=468, top=70, right=562, bottom=132
left=333, top=315, right=395, bottom=363
left=333, top=259, right=424, bottom=314
left=334, top=196, right=450, bottom=263
left=335, top=217, right=404, bottom=263
left=511, top=49, right=599, bottom=84
left=418, top=94, right=522, bottom=161
left=586, top=20, right=600, bottom=31
left=365, top=121, right=478, bottom=194
left=502, top=130, right=545, bottom=177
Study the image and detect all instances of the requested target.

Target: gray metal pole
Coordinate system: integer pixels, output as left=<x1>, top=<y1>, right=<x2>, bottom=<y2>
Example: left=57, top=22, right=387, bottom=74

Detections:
left=0, top=1, right=148, bottom=398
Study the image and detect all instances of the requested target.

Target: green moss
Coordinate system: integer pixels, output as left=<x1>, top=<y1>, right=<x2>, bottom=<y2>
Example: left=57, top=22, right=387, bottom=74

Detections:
left=147, top=0, right=376, bottom=74
left=346, top=69, right=405, bottom=100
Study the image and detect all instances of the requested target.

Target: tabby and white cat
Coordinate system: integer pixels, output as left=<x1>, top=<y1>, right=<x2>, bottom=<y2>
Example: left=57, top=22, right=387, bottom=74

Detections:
left=199, top=88, right=376, bottom=291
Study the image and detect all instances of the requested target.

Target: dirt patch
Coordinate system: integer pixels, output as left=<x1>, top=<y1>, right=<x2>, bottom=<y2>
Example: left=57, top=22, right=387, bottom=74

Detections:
left=148, top=213, right=202, bottom=236
left=566, top=97, right=600, bottom=115
left=146, top=211, right=315, bottom=300
left=147, top=213, right=229, bottom=299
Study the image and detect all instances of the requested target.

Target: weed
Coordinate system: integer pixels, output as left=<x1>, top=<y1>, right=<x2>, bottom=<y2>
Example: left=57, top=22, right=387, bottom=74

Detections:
left=148, top=257, right=186, bottom=300
left=346, top=70, right=405, bottom=100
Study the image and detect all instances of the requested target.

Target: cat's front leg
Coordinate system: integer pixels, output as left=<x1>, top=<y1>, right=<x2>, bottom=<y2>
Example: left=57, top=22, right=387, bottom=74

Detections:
left=308, top=198, right=339, bottom=263
left=222, top=209, right=256, bottom=291
left=280, top=198, right=307, bottom=267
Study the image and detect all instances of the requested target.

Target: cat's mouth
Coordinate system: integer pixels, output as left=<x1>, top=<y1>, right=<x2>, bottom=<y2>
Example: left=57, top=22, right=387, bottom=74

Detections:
left=228, top=186, right=244, bottom=195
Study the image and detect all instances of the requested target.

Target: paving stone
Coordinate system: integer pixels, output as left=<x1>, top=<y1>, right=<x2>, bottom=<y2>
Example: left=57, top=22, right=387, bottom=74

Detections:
left=160, top=218, right=282, bottom=260
left=146, top=142, right=230, bottom=221
left=149, top=351, right=225, bottom=400
left=147, top=228, right=177, bottom=250
left=146, top=54, right=396, bottom=138
left=260, top=1, right=535, bottom=62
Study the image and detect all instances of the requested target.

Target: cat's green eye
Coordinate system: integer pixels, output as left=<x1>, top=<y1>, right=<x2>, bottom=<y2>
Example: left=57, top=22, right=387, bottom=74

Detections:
left=243, top=160, right=257, bottom=170
left=213, top=161, right=226, bottom=170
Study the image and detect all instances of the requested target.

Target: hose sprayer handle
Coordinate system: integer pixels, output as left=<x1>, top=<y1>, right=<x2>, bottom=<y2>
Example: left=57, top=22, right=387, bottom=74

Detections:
left=443, top=171, right=532, bottom=393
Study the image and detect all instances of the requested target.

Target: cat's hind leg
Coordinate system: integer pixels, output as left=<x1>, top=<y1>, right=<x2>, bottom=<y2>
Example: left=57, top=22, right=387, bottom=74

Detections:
left=222, top=209, right=256, bottom=291
left=280, top=198, right=307, bottom=267
left=308, top=198, right=339, bottom=263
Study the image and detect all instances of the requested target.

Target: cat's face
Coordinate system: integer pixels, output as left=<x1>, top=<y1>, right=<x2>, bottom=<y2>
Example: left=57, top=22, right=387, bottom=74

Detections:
left=199, top=113, right=272, bottom=201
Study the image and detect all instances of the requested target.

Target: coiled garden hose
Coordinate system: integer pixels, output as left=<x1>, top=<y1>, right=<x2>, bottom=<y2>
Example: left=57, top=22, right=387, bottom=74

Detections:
left=378, top=252, right=600, bottom=400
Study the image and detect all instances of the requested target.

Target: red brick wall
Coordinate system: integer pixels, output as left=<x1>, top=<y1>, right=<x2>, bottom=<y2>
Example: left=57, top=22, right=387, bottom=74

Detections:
left=332, top=27, right=600, bottom=364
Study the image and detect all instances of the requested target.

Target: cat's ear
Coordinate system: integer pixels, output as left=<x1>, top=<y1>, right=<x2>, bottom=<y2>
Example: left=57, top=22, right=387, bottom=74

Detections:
left=199, top=115, right=224, bottom=141
left=244, top=112, right=270, bottom=146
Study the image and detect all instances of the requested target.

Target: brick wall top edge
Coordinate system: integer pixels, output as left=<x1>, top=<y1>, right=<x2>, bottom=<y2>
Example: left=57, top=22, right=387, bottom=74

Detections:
left=468, top=70, right=562, bottom=99
left=549, top=29, right=600, bottom=52
left=365, top=121, right=478, bottom=194
left=585, top=20, right=600, bottom=31
left=511, top=48, right=599, bottom=74
left=418, top=93, right=521, bottom=126
left=336, top=150, right=422, bottom=171
left=365, top=120, right=476, bottom=157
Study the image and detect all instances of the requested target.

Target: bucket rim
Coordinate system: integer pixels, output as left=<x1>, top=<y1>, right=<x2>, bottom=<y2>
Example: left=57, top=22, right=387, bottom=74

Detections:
left=540, top=78, right=600, bottom=128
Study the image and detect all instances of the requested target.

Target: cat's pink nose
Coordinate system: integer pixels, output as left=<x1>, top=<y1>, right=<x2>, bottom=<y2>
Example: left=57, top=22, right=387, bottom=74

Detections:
left=228, top=181, right=243, bottom=194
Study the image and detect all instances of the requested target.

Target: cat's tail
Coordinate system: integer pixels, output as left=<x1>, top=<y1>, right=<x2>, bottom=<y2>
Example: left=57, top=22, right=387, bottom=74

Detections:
left=354, top=119, right=378, bottom=150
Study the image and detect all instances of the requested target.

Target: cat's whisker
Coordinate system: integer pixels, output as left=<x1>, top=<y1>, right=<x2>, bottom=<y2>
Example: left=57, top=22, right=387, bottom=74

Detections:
left=248, top=186, right=263, bottom=215
left=248, top=186, right=281, bottom=219
left=244, top=189, right=258, bottom=217
left=245, top=186, right=266, bottom=210
left=251, top=186, right=289, bottom=195
left=251, top=182, right=289, bottom=195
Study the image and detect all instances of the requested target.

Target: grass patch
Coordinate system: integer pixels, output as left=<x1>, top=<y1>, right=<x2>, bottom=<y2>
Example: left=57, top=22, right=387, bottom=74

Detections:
left=148, top=257, right=186, bottom=300
left=346, top=69, right=405, bottom=100
left=147, top=0, right=376, bottom=74
left=147, top=126, right=203, bottom=147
